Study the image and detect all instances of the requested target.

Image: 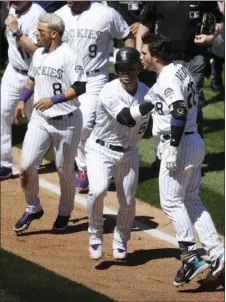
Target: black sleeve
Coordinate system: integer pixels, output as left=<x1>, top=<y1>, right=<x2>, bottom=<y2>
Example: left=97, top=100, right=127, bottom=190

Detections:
left=116, top=102, right=154, bottom=127
left=116, top=107, right=136, bottom=127
left=71, top=81, right=86, bottom=97
left=201, top=1, right=223, bottom=23
left=139, top=1, right=154, bottom=22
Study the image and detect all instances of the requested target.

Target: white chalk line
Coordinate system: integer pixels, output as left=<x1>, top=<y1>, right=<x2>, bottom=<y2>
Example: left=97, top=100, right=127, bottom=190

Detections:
left=13, top=167, right=178, bottom=247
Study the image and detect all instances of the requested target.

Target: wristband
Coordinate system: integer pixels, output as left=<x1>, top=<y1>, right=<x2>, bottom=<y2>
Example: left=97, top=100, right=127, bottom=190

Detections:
left=19, top=88, right=33, bottom=103
left=51, top=93, right=66, bottom=104
left=130, top=105, right=143, bottom=121
left=13, top=29, right=23, bottom=39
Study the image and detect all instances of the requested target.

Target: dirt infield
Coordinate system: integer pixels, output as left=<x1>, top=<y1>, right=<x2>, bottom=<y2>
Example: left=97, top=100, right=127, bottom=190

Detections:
left=1, top=148, right=224, bottom=301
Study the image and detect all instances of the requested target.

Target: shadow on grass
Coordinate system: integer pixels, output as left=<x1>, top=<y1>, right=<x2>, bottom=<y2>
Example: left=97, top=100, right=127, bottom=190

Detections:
left=203, top=118, right=225, bottom=134
left=95, top=248, right=180, bottom=270
left=205, top=90, right=225, bottom=105
left=202, top=152, right=225, bottom=173
left=0, top=249, right=112, bottom=302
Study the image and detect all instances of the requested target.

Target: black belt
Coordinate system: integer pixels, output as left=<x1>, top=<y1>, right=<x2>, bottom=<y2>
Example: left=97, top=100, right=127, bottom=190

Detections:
left=50, top=112, right=73, bottom=121
left=96, top=139, right=125, bottom=153
left=13, top=67, right=28, bottom=75
left=163, top=132, right=195, bottom=140
left=86, top=69, right=100, bottom=76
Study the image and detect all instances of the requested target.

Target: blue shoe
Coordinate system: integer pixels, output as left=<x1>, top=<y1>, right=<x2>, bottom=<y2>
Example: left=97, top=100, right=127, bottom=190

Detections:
left=211, top=253, right=225, bottom=276
left=174, top=256, right=209, bottom=287
left=0, top=166, right=12, bottom=180
left=13, top=210, right=44, bottom=233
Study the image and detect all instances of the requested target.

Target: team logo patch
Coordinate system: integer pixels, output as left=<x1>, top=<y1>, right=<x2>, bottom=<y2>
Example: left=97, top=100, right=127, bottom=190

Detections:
left=75, top=65, right=84, bottom=75
left=164, top=88, right=174, bottom=98
left=121, top=51, right=128, bottom=60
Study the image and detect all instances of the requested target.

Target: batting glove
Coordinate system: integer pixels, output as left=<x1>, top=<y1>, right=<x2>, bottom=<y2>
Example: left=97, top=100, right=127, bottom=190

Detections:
left=166, top=146, right=178, bottom=171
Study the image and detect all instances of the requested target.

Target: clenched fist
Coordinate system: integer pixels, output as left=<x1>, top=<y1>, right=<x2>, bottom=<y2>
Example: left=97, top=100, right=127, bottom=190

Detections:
left=5, top=15, right=18, bottom=33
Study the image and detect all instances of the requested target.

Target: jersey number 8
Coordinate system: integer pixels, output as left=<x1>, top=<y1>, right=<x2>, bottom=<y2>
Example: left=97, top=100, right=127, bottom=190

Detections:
left=53, top=83, right=62, bottom=95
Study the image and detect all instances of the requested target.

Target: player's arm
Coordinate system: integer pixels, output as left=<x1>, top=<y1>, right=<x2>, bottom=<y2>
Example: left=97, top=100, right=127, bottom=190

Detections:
left=109, top=7, right=135, bottom=47
left=5, top=16, right=38, bottom=55
left=136, top=2, right=153, bottom=53
left=116, top=102, right=154, bottom=127
left=169, top=100, right=187, bottom=147
left=14, top=77, right=35, bottom=124
left=34, top=81, right=86, bottom=112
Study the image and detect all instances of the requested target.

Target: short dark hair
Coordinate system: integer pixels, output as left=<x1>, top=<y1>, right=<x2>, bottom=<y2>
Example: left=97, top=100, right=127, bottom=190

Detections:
left=141, top=32, right=172, bottom=62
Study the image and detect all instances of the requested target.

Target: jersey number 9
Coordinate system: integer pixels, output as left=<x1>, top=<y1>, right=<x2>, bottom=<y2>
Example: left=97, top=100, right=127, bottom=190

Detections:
left=89, top=44, right=97, bottom=58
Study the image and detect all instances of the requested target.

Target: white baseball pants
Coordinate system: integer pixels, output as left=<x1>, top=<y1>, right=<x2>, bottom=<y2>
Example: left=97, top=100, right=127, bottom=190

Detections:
left=1, top=63, right=33, bottom=168
left=75, top=93, right=99, bottom=171
left=20, top=109, right=82, bottom=216
left=86, top=138, right=139, bottom=250
left=159, top=133, right=224, bottom=258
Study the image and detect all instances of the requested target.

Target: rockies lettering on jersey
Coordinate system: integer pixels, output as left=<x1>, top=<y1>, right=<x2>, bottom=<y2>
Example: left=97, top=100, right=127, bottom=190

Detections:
left=55, top=2, right=130, bottom=94
left=28, top=43, right=86, bottom=118
left=33, top=66, right=63, bottom=79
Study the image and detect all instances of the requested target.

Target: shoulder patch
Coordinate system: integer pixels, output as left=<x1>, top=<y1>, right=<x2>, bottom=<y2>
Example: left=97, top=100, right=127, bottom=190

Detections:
left=164, top=88, right=174, bottom=98
left=75, top=65, right=84, bottom=75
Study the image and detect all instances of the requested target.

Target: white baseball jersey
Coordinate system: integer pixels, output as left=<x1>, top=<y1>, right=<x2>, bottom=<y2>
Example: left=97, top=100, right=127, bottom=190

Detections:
left=55, top=2, right=130, bottom=93
left=145, top=63, right=198, bottom=134
left=28, top=43, right=86, bottom=118
left=6, top=3, right=45, bottom=71
left=90, top=78, right=150, bottom=148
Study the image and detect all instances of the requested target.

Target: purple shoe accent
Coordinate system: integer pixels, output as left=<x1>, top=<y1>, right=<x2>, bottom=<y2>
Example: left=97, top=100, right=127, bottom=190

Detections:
left=91, top=244, right=100, bottom=251
left=117, top=249, right=126, bottom=253
left=20, top=212, right=32, bottom=223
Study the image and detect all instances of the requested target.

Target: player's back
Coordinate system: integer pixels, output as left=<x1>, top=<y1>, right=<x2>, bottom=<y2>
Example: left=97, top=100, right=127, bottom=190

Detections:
left=55, top=2, right=129, bottom=77
left=91, top=78, right=150, bottom=149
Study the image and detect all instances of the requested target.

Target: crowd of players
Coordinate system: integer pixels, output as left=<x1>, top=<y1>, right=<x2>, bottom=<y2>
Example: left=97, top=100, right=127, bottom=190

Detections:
left=0, top=0, right=225, bottom=288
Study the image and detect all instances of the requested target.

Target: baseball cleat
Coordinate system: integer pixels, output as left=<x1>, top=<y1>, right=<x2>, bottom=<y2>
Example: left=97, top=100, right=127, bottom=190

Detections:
left=0, top=166, right=12, bottom=180
left=13, top=209, right=44, bottom=233
left=76, top=170, right=89, bottom=192
left=174, top=256, right=209, bottom=287
left=211, top=252, right=225, bottom=276
left=113, top=248, right=127, bottom=261
left=52, top=215, right=70, bottom=232
left=89, top=244, right=102, bottom=260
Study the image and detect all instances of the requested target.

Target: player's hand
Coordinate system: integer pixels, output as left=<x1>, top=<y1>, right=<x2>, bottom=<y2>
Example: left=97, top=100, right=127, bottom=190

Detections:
left=14, top=101, right=26, bottom=124
left=34, top=98, right=53, bottom=111
left=194, top=34, right=215, bottom=46
left=130, top=22, right=140, bottom=37
left=5, top=15, right=18, bottom=33
left=165, top=146, right=178, bottom=171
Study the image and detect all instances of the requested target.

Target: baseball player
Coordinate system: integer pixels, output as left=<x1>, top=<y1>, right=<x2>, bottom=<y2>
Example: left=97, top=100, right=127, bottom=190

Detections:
left=86, top=47, right=150, bottom=260
left=0, top=1, right=45, bottom=180
left=137, top=32, right=224, bottom=286
left=55, top=1, right=135, bottom=191
left=13, top=13, right=86, bottom=233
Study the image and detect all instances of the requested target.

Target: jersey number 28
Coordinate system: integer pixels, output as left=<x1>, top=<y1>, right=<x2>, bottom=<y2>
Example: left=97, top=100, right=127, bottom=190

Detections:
left=187, top=81, right=196, bottom=109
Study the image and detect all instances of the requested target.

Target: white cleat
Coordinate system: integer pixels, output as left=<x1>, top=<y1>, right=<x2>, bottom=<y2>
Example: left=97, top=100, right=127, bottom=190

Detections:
left=89, top=244, right=102, bottom=260
left=113, top=248, right=127, bottom=261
